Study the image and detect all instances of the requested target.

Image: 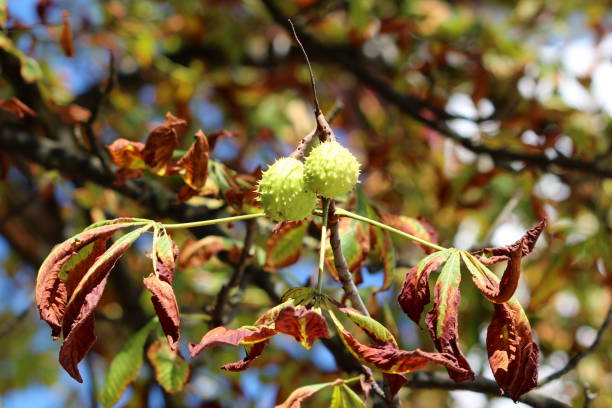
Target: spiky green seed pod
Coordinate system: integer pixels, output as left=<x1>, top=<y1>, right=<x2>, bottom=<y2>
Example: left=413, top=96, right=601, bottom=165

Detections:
left=257, top=157, right=317, bottom=221
left=304, top=141, right=360, bottom=198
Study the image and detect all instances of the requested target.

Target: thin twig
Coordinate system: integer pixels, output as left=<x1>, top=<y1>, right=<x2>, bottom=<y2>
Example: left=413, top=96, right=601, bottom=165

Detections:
left=211, top=219, right=257, bottom=327
left=290, top=101, right=342, bottom=160
left=288, top=19, right=321, bottom=115
left=539, top=303, right=612, bottom=386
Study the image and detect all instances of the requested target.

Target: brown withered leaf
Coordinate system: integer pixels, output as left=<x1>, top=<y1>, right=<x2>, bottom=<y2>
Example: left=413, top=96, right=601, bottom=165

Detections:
left=424, top=251, right=474, bottom=382
left=143, top=112, right=186, bottom=174
left=177, top=236, right=234, bottom=269
left=153, top=228, right=178, bottom=284
left=60, top=225, right=149, bottom=381
left=60, top=11, right=74, bottom=58
left=398, top=250, right=449, bottom=325
left=189, top=326, right=277, bottom=358
left=274, top=306, right=330, bottom=349
left=207, top=129, right=237, bottom=152
left=143, top=273, right=180, bottom=349
left=59, top=276, right=107, bottom=382
left=35, top=219, right=141, bottom=338
left=328, top=310, right=470, bottom=378
left=176, top=130, right=209, bottom=190
left=472, top=219, right=546, bottom=266
left=383, top=373, right=407, bottom=399
left=0, top=97, right=37, bottom=119
left=221, top=341, right=268, bottom=372
left=105, top=139, right=146, bottom=169
left=466, top=219, right=546, bottom=303
left=487, top=299, right=539, bottom=400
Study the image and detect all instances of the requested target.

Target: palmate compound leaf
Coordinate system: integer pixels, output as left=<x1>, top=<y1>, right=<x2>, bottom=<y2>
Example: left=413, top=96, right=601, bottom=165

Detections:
left=424, top=250, right=474, bottom=381
left=462, top=251, right=540, bottom=400
left=59, top=224, right=152, bottom=382
left=189, top=301, right=330, bottom=371
left=327, top=308, right=471, bottom=396
left=35, top=218, right=148, bottom=339
left=265, top=220, right=309, bottom=270
left=101, top=318, right=157, bottom=408
left=147, top=337, right=191, bottom=394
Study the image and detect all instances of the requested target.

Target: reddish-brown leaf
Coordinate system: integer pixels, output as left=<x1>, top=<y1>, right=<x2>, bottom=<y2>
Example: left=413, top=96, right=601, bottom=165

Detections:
left=143, top=273, right=180, bottom=349
left=60, top=10, right=74, bottom=58
left=35, top=219, right=140, bottom=338
left=487, top=299, right=539, bottom=400
left=105, top=139, right=146, bottom=169
left=59, top=225, right=149, bottom=381
left=383, top=373, right=407, bottom=399
left=153, top=228, right=178, bottom=284
left=189, top=326, right=277, bottom=358
left=380, top=213, right=439, bottom=254
left=221, top=341, right=268, bottom=372
left=329, top=310, right=470, bottom=378
left=466, top=219, right=546, bottom=303
left=398, top=250, right=449, bottom=325
left=0, top=97, right=37, bottom=119
left=424, top=251, right=474, bottom=382
left=274, top=306, right=330, bottom=349
left=177, top=130, right=209, bottom=190
left=325, top=217, right=370, bottom=280
left=143, top=112, right=186, bottom=174
left=472, top=219, right=546, bottom=266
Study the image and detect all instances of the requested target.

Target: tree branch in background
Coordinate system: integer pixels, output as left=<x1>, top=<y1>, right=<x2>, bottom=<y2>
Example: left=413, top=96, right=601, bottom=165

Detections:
left=260, top=0, right=612, bottom=179
left=407, top=372, right=569, bottom=408
left=539, top=303, right=612, bottom=386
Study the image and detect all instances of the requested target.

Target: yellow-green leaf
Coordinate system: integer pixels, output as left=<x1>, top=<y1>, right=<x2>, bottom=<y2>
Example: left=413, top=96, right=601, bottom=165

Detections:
left=147, top=338, right=191, bottom=393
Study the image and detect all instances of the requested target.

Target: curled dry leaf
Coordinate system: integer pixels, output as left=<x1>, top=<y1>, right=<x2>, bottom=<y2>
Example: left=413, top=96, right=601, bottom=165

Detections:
left=143, top=112, right=186, bottom=174
left=424, top=250, right=474, bottom=381
left=35, top=219, right=143, bottom=338
left=105, top=139, right=146, bottom=170
left=398, top=250, right=450, bottom=325
left=143, top=273, right=180, bottom=349
left=59, top=225, right=150, bottom=382
left=487, top=299, right=539, bottom=400
left=176, top=130, right=209, bottom=190
left=465, top=219, right=546, bottom=303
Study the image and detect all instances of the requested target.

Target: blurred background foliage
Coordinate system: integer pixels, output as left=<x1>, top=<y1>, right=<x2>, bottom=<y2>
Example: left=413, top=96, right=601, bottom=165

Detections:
left=0, top=0, right=610, bottom=407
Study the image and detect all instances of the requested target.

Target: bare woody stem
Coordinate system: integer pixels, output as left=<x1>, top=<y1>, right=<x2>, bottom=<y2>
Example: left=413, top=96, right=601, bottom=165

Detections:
left=317, top=198, right=331, bottom=293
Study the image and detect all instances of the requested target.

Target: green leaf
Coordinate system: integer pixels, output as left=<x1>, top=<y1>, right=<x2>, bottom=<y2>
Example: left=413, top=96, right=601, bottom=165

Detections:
left=432, top=250, right=461, bottom=337
left=101, top=319, right=157, bottom=408
left=147, top=338, right=191, bottom=393
left=276, top=381, right=334, bottom=407
left=338, top=307, right=397, bottom=346
left=265, top=221, right=308, bottom=270
left=280, top=287, right=316, bottom=305
left=329, top=385, right=347, bottom=408
left=342, top=384, right=366, bottom=407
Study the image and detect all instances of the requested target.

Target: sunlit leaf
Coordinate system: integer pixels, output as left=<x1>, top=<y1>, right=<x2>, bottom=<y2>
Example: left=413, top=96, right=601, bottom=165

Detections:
left=275, top=381, right=334, bottom=408
left=265, top=221, right=309, bottom=270
left=147, top=338, right=191, bottom=393
left=177, top=130, right=210, bottom=190
left=101, top=319, right=157, bottom=408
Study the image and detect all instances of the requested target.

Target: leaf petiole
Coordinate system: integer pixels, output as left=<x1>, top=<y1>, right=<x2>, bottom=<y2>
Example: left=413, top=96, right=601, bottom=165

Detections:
left=162, top=212, right=265, bottom=230
left=331, top=208, right=446, bottom=252
left=317, top=198, right=331, bottom=293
